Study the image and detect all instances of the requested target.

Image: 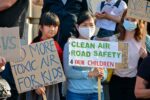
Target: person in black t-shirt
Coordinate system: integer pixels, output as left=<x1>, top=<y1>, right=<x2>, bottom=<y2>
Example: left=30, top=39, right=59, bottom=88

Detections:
left=0, top=0, right=29, bottom=38
left=135, top=56, right=150, bottom=100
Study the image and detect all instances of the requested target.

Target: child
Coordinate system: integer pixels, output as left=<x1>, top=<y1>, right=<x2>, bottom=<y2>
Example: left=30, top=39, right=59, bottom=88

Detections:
left=63, top=11, right=107, bottom=100
left=25, top=12, right=62, bottom=100
left=109, top=9, right=147, bottom=100
left=95, top=0, right=127, bottom=41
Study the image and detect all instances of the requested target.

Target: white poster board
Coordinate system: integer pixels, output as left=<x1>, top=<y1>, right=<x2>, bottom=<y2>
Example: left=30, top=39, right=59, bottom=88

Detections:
left=69, top=38, right=128, bottom=69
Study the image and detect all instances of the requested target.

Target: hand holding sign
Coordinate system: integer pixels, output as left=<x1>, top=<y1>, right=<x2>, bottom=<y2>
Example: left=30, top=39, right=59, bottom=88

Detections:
left=35, top=87, right=46, bottom=95
left=88, top=68, right=104, bottom=78
left=11, top=39, right=66, bottom=93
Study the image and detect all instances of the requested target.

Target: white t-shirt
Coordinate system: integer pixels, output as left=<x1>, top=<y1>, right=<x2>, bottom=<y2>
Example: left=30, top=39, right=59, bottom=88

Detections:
left=96, top=0, right=127, bottom=31
left=114, top=39, right=142, bottom=77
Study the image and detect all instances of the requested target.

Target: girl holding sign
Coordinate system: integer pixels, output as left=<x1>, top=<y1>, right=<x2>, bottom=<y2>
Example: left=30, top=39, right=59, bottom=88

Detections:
left=109, top=9, right=147, bottom=100
left=63, top=11, right=107, bottom=100
left=24, top=12, right=62, bottom=100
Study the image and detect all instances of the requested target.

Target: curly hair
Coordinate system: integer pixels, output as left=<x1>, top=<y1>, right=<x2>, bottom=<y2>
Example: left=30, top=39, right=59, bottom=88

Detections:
left=118, top=9, right=143, bottom=42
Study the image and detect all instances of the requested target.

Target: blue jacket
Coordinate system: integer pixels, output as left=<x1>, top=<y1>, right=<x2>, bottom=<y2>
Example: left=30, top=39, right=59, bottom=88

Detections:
left=63, top=42, right=107, bottom=93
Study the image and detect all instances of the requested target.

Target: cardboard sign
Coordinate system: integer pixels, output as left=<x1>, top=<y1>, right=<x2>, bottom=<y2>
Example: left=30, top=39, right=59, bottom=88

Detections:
left=0, top=27, right=21, bottom=61
left=127, top=0, right=150, bottom=22
left=69, top=38, right=128, bottom=69
left=11, top=39, right=66, bottom=93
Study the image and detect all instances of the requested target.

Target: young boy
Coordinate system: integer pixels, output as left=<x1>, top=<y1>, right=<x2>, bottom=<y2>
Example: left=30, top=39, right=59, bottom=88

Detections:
left=95, top=0, right=127, bottom=40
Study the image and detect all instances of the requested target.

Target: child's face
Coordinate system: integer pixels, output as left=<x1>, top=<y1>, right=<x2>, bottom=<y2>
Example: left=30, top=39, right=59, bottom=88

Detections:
left=77, top=17, right=95, bottom=39
left=41, top=25, right=58, bottom=39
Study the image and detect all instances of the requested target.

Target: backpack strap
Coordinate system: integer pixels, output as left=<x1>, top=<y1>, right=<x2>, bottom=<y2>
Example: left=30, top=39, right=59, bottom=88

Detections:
left=100, top=1, right=105, bottom=11
left=113, top=0, right=121, bottom=8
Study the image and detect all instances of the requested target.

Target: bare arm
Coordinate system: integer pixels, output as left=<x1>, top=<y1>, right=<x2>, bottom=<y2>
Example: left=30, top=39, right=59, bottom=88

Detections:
left=95, top=12, right=121, bottom=23
left=0, top=0, right=17, bottom=12
left=135, top=76, right=150, bottom=99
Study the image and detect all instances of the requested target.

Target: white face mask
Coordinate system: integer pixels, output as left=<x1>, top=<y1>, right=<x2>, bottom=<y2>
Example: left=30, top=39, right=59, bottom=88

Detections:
left=78, top=27, right=95, bottom=39
left=123, top=19, right=137, bottom=31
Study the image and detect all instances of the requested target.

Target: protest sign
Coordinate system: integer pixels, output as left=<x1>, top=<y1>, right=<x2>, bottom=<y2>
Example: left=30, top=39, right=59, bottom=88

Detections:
left=69, top=38, right=128, bottom=69
left=11, top=39, right=66, bottom=93
left=127, top=0, right=150, bottom=22
left=0, top=27, right=21, bottom=61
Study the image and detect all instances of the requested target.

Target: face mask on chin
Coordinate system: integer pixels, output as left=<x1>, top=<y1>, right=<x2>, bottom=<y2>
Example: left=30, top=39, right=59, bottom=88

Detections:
left=78, top=27, right=95, bottom=39
left=123, top=19, right=137, bottom=31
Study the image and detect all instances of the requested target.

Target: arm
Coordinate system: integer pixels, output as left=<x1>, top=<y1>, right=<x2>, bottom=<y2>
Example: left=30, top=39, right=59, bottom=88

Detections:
left=0, top=0, right=17, bottom=12
left=135, top=76, right=150, bottom=99
left=95, top=1, right=127, bottom=23
left=63, top=43, right=89, bottom=79
left=139, top=47, right=147, bottom=59
left=95, top=12, right=121, bottom=23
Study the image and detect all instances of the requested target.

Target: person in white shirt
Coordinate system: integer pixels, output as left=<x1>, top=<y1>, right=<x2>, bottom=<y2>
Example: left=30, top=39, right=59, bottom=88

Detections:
left=109, top=9, right=147, bottom=100
left=95, top=0, right=127, bottom=41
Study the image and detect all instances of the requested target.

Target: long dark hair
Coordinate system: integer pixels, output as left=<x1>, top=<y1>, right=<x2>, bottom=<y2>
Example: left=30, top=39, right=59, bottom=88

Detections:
left=32, top=12, right=60, bottom=43
left=118, top=9, right=143, bottom=41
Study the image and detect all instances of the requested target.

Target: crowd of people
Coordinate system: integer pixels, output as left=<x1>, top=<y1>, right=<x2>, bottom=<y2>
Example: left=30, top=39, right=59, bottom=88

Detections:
left=0, top=0, right=150, bottom=100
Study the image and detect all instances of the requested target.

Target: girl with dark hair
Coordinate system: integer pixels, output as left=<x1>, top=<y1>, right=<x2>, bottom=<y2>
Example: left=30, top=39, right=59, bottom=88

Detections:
left=63, top=11, right=107, bottom=100
left=26, top=12, right=62, bottom=100
left=109, top=9, right=147, bottom=100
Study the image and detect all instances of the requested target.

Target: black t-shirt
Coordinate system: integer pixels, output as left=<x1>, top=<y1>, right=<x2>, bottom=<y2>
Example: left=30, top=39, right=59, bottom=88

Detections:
left=0, top=0, right=29, bottom=38
left=137, top=56, right=150, bottom=100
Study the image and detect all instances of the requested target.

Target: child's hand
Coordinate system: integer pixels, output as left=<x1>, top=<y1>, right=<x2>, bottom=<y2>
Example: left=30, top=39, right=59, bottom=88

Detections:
left=88, top=68, right=104, bottom=78
left=35, top=87, right=46, bottom=95
left=95, top=12, right=108, bottom=19
left=0, top=57, right=6, bottom=71
left=97, top=68, right=104, bottom=79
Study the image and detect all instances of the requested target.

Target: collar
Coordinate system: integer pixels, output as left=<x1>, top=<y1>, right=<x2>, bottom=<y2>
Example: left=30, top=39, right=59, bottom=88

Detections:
left=105, top=0, right=118, bottom=5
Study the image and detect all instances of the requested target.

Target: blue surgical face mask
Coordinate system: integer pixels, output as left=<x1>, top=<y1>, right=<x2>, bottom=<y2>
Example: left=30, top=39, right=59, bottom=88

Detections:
left=123, top=19, right=137, bottom=31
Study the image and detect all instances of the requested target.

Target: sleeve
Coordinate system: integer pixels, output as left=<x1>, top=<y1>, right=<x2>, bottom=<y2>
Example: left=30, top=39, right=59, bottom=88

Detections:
left=118, top=1, right=127, bottom=16
left=63, top=43, right=89, bottom=79
left=54, top=41, right=63, bottom=61
left=137, top=57, right=150, bottom=82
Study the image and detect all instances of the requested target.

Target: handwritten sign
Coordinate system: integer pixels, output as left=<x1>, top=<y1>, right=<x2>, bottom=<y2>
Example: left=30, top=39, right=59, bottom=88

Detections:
left=127, top=0, right=150, bottom=22
left=11, top=39, right=66, bottom=93
left=0, top=27, right=21, bottom=61
left=69, top=38, right=128, bottom=69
